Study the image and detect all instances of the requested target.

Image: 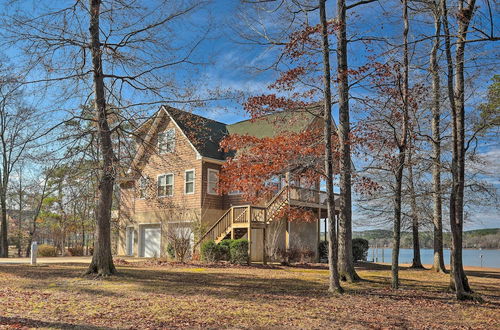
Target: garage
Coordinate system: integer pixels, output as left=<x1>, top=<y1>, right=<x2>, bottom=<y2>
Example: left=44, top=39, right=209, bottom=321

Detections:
left=139, top=224, right=161, bottom=258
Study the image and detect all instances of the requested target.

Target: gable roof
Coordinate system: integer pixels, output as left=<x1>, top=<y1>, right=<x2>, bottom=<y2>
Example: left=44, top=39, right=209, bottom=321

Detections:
left=166, top=107, right=228, bottom=160
left=134, top=104, right=325, bottom=164
left=226, top=106, right=321, bottom=138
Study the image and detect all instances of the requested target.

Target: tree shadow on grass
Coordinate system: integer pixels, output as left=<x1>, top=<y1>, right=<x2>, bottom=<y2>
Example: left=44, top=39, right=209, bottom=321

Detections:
left=0, top=263, right=87, bottom=279
left=465, top=269, right=500, bottom=280
left=113, top=266, right=330, bottom=301
left=3, top=262, right=499, bottom=306
left=0, top=316, right=111, bottom=330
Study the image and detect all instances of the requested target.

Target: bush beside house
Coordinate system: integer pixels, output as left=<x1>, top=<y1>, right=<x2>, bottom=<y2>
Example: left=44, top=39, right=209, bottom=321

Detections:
left=201, top=239, right=249, bottom=264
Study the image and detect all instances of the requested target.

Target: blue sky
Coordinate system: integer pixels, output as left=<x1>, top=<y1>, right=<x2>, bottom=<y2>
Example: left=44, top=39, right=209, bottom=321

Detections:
left=2, top=0, right=498, bottom=231
left=180, top=1, right=499, bottom=231
left=191, top=1, right=499, bottom=231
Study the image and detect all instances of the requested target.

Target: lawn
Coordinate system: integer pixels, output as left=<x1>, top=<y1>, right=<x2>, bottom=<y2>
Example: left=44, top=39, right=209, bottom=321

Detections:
left=0, top=261, right=498, bottom=329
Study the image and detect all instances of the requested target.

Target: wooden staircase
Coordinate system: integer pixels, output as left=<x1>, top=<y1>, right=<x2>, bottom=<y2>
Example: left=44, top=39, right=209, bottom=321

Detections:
left=194, top=185, right=290, bottom=248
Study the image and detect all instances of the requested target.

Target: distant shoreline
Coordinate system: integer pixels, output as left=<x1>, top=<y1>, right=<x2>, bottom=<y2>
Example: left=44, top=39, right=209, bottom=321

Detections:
left=368, top=247, right=500, bottom=251
left=373, top=262, right=500, bottom=271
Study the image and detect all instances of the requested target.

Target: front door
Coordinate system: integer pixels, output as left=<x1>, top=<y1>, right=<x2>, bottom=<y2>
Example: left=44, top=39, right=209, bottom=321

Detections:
left=126, top=227, right=134, bottom=256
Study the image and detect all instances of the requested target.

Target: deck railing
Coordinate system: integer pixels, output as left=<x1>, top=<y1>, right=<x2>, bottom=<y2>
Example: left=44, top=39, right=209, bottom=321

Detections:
left=233, top=206, right=249, bottom=224
left=289, top=186, right=327, bottom=205
left=194, top=185, right=329, bottom=248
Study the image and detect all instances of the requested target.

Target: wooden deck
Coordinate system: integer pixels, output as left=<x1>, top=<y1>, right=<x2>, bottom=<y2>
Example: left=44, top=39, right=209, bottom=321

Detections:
left=195, top=185, right=338, bottom=246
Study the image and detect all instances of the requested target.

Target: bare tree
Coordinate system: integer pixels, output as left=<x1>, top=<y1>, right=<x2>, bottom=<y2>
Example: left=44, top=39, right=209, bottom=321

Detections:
left=4, top=0, right=207, bottom=274
left=0, top=76, right=41, bottom=258
left=319, top=0, right=342, bottom=294
left=429, top=0, right=446, bottom=273
left=336, top=0, right=378, bottom=283
left=166, top=222, right=194, bottom=263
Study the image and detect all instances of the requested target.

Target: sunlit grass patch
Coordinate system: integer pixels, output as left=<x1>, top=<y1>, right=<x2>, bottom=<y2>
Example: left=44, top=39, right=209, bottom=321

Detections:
left=0, top=262, right=498, bottom=329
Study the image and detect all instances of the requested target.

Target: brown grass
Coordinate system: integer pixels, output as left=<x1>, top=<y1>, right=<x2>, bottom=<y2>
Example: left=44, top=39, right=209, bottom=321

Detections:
left=0, top=261, right=498, bottom=329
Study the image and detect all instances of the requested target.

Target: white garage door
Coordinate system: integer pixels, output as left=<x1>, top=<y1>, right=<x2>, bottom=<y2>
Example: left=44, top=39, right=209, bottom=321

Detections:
left=140, top=225, right=161, bottom=258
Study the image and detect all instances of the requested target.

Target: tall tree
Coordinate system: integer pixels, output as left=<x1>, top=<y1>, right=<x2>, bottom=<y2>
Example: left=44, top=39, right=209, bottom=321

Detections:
left=336, top=0, right=359, bottom=282
left=0, top=77, right=41, bottom=258
left=86, top=0, right=116, bottom=275
left=5, top=0, right=206, bottom=273
left=320, top=0, right=343, bottom=294
left=429, top=0, right=446, bottom=273
left=391, top=0, right=410, bottom=289
left=442, top=0, right=475, bottom=298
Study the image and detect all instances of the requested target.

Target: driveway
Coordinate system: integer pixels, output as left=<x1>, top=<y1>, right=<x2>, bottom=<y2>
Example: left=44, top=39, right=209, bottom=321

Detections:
left=0, top=256, right=93, bottom=264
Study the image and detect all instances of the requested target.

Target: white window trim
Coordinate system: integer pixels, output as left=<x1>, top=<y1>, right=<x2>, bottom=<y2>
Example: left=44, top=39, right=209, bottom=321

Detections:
left=157, top=173, right=174, bottom=197
left=158, top=128, right=176, bottom=154
left=228, top=190, right=242, bottom=196
left=207, top=168, right=219, bottom=195
left=184, top=169, right=195, bottom=195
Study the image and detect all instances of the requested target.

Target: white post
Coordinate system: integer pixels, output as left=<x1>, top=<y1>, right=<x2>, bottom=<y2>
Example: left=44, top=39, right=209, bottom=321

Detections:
left=30, top=241, right=38, bottom=265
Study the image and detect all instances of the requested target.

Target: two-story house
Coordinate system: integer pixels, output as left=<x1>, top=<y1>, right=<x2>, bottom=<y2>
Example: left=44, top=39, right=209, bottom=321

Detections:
left=117, top=105, right=339, bottom=262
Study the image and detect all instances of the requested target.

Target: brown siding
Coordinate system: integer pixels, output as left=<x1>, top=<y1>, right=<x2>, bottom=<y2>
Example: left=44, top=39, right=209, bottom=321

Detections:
left=201, top=161, right=224, bottom=210
left=223, top=193, right=248, bottom=209
left=133, top=117, right=202, bottom=213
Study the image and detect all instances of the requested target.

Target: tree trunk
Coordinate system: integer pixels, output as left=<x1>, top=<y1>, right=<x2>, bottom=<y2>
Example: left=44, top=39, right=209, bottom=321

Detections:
left=392, top=0, right=410, bottom=290
left=319, top=0, right=342, bottom=294
left=442, top=0, right=473, bottom=299
left=336, top=0, right=360, bottom=283
left=430, top=0, right=446, bottom=273
left=85, top=0, right=116, bottom=276
left=17, top=174, right=23, bottom=257
left=0, top=188, right=8, bottom=257
left=408, top=143, right=423, bottom=269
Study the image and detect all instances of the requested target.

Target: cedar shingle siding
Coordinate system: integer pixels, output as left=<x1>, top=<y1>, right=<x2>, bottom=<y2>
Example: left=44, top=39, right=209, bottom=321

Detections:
left=117, top=105, right=322, bottom=258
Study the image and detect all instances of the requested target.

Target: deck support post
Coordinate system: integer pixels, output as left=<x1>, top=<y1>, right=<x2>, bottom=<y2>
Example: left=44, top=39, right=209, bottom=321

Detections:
left=285, top=218, right=290, bottom=252
left=247, top=226, right=252, bottom=263
left=317, top=207, right=321, bottom=262
left=262, top=226, right=267, bottom=265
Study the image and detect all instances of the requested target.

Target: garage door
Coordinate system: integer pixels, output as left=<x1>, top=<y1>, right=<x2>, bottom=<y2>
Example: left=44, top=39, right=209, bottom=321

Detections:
left=139, top=225, right=161, bottom=258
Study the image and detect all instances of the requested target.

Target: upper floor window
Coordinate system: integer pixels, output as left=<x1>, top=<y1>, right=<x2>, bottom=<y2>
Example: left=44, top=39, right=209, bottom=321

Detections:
left=207, top=169, right=219, bottom=195
left=138, top=176, right=150, bottom=199
left=185, top=170, right=195, bottom=194
left=158, top=128, right=175, bottom=154
left=158, top=173, right=174, bottom=197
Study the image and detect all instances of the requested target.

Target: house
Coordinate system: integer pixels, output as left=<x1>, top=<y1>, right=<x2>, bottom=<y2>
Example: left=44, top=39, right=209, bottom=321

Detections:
left=117, top=105, right=339, bottom=262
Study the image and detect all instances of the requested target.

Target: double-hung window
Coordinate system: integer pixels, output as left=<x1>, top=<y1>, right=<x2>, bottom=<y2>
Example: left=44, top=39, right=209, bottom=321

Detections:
left=185, top=170, right=195, bottom=194
left=158, top=174, right=174, bottom=197
left=158, top=128, right=175, bottom=154
left=207, top=169, right=219, bottom=195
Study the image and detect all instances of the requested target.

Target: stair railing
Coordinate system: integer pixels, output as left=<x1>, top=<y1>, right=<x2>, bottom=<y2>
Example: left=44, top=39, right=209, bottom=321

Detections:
left=194, top=207, right=232, bottom=248
left=265, top=185, right=290, bottom=223
left=194, top=185, right=291, bottom=250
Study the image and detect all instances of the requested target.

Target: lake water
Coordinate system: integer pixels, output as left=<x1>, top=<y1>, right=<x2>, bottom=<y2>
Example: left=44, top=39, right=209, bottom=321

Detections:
left=367, top=248, right=500, bottom=268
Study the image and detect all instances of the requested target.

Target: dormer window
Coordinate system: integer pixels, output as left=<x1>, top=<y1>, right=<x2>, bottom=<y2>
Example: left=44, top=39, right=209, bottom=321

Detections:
left=158, top=128, right=175, bottom=154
